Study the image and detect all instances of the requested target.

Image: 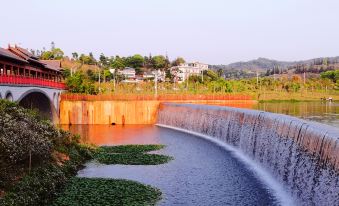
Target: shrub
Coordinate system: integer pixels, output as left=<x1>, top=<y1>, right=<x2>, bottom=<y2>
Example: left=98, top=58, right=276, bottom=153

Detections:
left=0, top=100, right=54, bottom=165
left=0, top=99, right=94, bottom=205
left=0, top=164, right=67, bottom=206
left=0, top=144, right=94, bottom=206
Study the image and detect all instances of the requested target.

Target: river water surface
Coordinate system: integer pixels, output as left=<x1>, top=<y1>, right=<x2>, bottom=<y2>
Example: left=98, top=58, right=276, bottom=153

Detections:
left=254, top=101, right=339, bottom=127
left=65, top=125, right=278, bottom=205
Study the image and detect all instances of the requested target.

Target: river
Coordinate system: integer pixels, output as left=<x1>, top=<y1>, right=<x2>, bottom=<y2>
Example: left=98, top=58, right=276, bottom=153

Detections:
left=64, top=125, right=279, bottom=205
left=254, top=101, right=339, bottom=128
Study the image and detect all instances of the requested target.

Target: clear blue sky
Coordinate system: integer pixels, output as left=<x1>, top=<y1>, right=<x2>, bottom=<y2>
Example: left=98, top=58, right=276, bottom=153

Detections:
left=1, top=0, right=338, bottom=64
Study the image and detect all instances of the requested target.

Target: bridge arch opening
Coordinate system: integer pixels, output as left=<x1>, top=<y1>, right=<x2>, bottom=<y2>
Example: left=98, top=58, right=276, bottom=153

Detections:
left=18, top=90, right=56, bottom=121
left=5, top=92, right=13, bottom=101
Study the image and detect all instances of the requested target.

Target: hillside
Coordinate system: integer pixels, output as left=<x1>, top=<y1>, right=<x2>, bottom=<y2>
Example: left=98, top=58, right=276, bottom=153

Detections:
left=210, top=56, right=339, bottom=79
left=211, top=56, right=339, bottom=71
left=226, top=58, right=292, bottom=71
left=61, top=58, right=100, bottom=72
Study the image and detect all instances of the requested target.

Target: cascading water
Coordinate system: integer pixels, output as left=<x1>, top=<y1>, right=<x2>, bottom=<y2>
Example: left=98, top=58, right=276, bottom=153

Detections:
left=157, top=103, right=339, bottom=206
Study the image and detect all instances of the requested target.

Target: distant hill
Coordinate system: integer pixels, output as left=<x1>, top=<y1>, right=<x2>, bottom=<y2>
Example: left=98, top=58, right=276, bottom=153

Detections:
left=210, top=56, right=339, bottom=79
left=226, top=58, right=292, bottom=71
left=211, top=56, right=339, bottom=71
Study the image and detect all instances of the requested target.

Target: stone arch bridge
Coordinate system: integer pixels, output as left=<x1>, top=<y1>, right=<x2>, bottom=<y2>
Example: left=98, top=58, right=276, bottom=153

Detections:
left=0, top=45, right=66, bottom=123
left=0, top=85, right=64, bottom=122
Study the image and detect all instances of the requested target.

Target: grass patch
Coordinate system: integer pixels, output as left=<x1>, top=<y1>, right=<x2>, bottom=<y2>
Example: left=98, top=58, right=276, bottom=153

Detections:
left=94, top=144, right=173, bottom=165
left=53, top=177, right=161, bottom=206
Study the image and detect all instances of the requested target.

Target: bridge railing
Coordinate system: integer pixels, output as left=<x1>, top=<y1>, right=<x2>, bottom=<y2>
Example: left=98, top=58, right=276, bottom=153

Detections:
left=0, top=75, right=66, bottom=89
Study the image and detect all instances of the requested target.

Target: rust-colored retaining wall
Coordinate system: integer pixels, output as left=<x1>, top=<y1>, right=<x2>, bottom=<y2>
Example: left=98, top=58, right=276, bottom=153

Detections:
left=60, top=100, right=160, bottom=125
left=60, top=99, right=256, bottom=125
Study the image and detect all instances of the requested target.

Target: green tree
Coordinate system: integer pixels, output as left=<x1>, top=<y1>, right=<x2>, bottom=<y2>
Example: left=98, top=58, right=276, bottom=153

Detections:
left=72, top=52, right=79, bottom=60
left=65, top=71, right=98, bottom=94
left=40, top=48, right=64, bottom=60
left=111, top=56, right=126, bottom=69
left=172, top=57, right=185, bottom=66
left=188, top=75, right=202, bottom=83
left=99, top=53, right=109, bottom=67
left=321, top=70, right=339, bottom=83
left=152, top=55, right=166, bottom=69
left=204, top=70, right=219, bottom=81
left=79, top=53, right=96, bottom=65
left=103, top=69, right=112, bottom=82
left=126, top=54, right=145, bottom=69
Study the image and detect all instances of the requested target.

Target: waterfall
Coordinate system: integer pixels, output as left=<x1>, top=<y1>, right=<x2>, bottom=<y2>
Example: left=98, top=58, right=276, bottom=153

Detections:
left=157, top=103, right=339, bottom=206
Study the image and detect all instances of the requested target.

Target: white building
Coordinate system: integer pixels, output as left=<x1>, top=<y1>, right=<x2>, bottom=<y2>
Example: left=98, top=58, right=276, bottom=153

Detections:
left=142, top=71, right=155, bottom=79
left=170, top=62, right=209, bottom=82
left=119, top=67, right=136, bottom=79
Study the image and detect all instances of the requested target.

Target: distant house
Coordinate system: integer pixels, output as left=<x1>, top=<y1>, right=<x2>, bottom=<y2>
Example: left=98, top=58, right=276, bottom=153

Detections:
left=143, top=71, right=155, bottom=79
left=170, top=62, right=209, bottom=82
left=142, top=70, right=166, bottom=82
left=119, top=67, right=136, bottom=79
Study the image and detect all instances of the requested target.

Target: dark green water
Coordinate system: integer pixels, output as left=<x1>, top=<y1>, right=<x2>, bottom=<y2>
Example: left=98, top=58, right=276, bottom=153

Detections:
left=254, top=101, right=339, bottom=128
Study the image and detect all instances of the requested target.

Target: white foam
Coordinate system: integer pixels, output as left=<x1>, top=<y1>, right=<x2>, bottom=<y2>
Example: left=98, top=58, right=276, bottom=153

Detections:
left=156, top=123, right=296, bottom=206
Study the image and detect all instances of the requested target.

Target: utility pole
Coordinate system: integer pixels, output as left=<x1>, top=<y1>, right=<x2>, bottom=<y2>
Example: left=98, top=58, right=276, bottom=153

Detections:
left=154, top=70, right=158, bottom=96
left=97, top=63, right=101, bottom=93
left=186, top=72, right=189, bottom=90
left=303, top=67, right=306, bottom=85
left=109, top=68, right=116, bottom=92
left=70, top=65, right=77, bottom=77
left=201, top=70, right=204, bottom=82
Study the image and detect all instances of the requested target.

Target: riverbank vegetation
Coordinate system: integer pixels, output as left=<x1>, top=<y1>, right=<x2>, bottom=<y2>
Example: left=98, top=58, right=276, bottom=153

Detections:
left=61, top=54, right=339, bottom=100
left=0, top=100, right=167, bottom=205
left=0, top=100, right=94, bottom=205
left=62, top=69, right=339, bottom=101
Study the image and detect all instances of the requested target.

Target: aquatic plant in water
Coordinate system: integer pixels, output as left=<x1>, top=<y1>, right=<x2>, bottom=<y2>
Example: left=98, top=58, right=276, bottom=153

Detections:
left=94, top=144, right=173, bottom=165
left=53, top=177, right=161, bottom=206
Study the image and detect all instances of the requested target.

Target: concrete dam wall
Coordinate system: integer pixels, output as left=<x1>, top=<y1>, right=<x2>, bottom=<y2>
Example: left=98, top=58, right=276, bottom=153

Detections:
left=60, top=100, right=160, bottom=125
left=157, top=103, right=339, bottom=206
left=59, top=100, right=255, bottom=125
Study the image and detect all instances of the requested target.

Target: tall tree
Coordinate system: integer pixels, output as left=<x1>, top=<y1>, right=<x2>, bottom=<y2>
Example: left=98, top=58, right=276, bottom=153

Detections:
left=152, top=55, right=166, bottom=69
left=40, top=47, right=64, bottom=60
left=72, top=52, right=79, bottom=60
left=172, top=57, right=186, bottom=66
left=99, top=53, right=109, bottom=67
left=111, top=56, right=125, bottom=69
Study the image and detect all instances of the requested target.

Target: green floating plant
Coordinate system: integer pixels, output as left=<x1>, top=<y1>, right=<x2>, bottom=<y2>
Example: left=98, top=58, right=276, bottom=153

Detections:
left=94, top=144, right=173, bottom=165
left=53, top=177, right=161, bottom=206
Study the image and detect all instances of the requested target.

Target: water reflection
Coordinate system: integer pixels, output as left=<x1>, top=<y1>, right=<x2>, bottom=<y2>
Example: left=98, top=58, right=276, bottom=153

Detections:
left=192, top=100, right=255, bottom=109
left=61, top=125, right=161, bottom=145
left=254, top=101, right=339, bottom=128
